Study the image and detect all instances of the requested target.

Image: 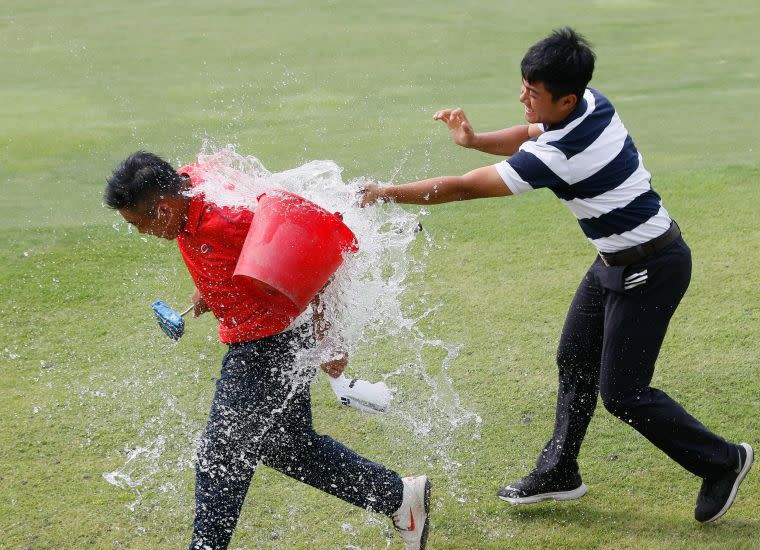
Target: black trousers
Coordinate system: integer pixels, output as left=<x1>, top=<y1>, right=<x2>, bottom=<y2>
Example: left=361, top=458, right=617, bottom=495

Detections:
left=189, top=326, right=404, bottom=550
left=536, top=237, right=738, bottom=480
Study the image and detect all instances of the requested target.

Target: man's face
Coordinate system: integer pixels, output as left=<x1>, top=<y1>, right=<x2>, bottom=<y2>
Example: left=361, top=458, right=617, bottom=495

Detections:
left=118, top=198, right=187, bottom=241
left=519, top=79, right=577, bottom=126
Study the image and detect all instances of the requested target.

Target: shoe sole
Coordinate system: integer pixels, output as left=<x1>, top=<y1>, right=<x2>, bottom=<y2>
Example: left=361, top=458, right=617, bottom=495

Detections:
left=420, top=477, right=431, bottom=550
left=498, top=483, right=587, bottom=505
left=702, top=443, right=754, bottom=524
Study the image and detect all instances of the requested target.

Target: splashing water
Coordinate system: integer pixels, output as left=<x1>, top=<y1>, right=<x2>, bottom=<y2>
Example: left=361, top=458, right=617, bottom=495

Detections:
left=103, top=142, right=482, bottom=544
left=187, top=143, right=430, bottom=366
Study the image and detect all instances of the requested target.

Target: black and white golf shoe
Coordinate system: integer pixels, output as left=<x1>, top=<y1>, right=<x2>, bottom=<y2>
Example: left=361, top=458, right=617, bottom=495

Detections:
left=694, top=442, right=754, bottom=523
left=497, top=469, right=587, bottom=505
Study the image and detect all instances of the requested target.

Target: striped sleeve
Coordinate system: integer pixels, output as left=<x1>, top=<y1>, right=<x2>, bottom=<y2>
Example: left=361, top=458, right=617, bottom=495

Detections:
left=493, top=157, right=533, bottom=195
left=494, top=145, right=568, bottom=195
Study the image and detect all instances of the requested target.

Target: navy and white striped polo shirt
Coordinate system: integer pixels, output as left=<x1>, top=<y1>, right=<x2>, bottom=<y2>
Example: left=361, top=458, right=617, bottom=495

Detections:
left=494, top=88, right=671, bottom=253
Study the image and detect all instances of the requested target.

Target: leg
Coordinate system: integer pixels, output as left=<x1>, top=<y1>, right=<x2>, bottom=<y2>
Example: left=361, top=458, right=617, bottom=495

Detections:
left=498, top=264, right=603, bottom=504
left=190, top=345, right=289, bottom=550
left=536, top=265, right=605, bottom=476
left=255, top=336, right=430, bottom=546
left=261, top=380, right=404, bottom=516
left=191, top=329, right=423, bottom=548
left=598, top=239, right=738, bottom=478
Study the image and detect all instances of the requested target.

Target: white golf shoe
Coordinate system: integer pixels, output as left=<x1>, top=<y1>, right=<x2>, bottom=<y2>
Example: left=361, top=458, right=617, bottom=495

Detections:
left=391, top=475, right=431, bottom=550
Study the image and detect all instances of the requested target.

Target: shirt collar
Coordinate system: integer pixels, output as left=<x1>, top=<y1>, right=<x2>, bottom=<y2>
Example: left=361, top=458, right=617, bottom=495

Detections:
left=545, top=88, right=590, bottom=132
left=182, top=195, right=204, bottom=237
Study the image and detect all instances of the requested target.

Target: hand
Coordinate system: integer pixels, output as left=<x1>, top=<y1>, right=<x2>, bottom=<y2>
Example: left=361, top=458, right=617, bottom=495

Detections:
left=191, top=287, right=210, bottom=317
left=433, top=108, right=476, bottom=148
left=358, top=183, right=386, bottom=208
left=320, top=354, right=348, bottom=378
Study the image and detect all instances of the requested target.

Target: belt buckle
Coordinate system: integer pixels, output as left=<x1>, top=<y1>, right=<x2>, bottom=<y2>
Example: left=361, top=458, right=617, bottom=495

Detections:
left=599, top=253, right=611, bottom=267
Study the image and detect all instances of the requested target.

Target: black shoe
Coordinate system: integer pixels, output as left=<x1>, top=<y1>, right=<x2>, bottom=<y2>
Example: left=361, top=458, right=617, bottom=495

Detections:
left=695, top=443, right=754, bottom=523
left=497, top=469, right=587, bottom=505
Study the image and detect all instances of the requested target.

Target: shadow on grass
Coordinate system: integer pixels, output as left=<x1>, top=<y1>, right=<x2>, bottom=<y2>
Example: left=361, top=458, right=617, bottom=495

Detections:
left=489, top=497, right=759, bottom=546
left=500, top=500, right=639, bottom=525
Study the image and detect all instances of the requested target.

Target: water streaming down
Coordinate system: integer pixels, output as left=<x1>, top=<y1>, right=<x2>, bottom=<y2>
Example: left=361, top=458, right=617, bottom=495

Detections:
left=103, top=143, right=482, bottom=544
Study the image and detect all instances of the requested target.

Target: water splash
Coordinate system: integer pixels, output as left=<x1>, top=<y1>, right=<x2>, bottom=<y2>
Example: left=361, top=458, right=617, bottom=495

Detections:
left=103, top=142, right=482, bottom=544
left=184, top=143, right=437, bottom=371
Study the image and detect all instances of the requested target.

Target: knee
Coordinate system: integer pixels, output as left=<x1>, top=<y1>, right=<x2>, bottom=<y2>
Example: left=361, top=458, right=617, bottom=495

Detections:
left=601, top=392, right=624, bottom=417
left=556, top=335, right=601, bottom=371
left=600, top=387, right=637, bottom=419
left=556, top=346, right=600, bottom=391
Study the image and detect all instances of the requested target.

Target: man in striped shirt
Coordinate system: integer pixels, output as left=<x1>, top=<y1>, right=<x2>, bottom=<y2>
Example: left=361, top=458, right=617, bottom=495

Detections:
left=360, top=28, right=752, bottom=523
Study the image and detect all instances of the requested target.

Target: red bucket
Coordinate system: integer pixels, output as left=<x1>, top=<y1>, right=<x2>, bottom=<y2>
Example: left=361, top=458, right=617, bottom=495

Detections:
left=232, top=191, right=358, bottom=318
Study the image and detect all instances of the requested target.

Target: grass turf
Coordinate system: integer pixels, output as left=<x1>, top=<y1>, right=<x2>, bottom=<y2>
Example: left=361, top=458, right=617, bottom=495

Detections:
left=1, top=1, right=759, bottom=548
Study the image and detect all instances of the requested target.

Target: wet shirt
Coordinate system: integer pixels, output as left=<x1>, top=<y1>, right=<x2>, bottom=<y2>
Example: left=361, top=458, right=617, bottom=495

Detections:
left=494, top=88, right=672, bottom=253
left=176, top=162, right=296, bottom=343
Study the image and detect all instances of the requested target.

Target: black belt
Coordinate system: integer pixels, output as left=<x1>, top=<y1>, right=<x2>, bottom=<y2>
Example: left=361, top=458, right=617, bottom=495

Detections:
left=599, top=221, right=681, bottom=267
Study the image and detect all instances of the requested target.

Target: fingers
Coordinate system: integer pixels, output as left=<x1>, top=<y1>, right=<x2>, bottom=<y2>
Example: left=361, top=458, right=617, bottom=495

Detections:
left=320, top=355, right=348, bottom=377
left=433, top=108, right=453, bottom=122
left=358, top=188, right=372, bottom=208
left=320, top=362, right=339, bottom=377
left=433, top=107, right=473, bottom=148
left=450, top=108, right=470, bottom=127
left=434, top=108, right=465, bottom=124
left=192, top=301, right=209, bottom=317
left=358, top=183, right=381, bottom=208
left=191, top=289, right=210, bottom=317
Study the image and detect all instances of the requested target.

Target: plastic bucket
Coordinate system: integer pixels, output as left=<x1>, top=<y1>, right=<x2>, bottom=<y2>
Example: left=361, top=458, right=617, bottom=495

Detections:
left=232, top=190, right=358, bottom=318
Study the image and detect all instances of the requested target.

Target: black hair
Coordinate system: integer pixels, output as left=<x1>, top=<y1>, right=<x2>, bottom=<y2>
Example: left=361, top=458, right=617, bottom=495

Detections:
left=103, top=151, right=184, bottom=212
left=521, top=27, right=595, bottom=101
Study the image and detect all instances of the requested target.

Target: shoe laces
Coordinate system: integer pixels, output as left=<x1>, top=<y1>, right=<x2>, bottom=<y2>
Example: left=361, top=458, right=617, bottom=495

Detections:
left=391, top=511, right=408, bottom=532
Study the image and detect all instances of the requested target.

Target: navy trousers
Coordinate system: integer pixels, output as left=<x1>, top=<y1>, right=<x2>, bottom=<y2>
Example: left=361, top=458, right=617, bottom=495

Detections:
left=189, top=326, right=404, bottom=550
left=536, top=237, right=739, bottom=480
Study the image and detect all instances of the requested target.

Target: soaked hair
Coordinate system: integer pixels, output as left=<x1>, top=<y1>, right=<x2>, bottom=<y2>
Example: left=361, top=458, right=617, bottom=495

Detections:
left=521, top=27, right=595, bottom=101
left=104, top=151, right=184, bottom=213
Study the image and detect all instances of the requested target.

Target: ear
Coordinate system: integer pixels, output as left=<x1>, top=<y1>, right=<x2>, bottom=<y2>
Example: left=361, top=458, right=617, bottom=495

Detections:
left=560, top=94, right=578, bottom=113
left=155, top=200, right=170, bottom=220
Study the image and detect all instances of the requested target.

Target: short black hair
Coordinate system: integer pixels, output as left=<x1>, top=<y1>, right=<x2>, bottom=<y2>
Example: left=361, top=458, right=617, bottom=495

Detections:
left=103, top=151, right=184, bottom=212
left=521, top=27, right=595, bottom=101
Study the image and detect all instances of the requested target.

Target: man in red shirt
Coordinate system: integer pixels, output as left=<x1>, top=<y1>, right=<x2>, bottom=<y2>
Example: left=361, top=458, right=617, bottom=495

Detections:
left=104, top=151, right=430, bottom=550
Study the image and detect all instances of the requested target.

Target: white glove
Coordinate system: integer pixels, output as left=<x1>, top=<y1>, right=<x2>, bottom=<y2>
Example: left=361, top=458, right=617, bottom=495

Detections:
left=328, top=374, right=392, bottom=414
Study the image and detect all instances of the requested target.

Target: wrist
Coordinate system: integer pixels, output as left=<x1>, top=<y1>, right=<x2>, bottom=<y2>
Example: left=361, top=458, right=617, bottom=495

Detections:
left=464, top=133, right=480, bottom=150
left=380, top=186, right=397, bottom=203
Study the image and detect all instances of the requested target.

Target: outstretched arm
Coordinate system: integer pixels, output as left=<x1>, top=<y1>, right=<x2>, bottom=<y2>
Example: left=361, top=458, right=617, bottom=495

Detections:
left=360, top=165, right=511, bottom=206
left=467, top=124, right=544, bottom=156
left=434, top=107, right=543, bottom=156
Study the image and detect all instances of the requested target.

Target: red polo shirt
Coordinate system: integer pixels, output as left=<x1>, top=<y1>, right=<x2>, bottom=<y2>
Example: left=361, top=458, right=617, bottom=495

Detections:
left=176, top=162, right=295, bottom=343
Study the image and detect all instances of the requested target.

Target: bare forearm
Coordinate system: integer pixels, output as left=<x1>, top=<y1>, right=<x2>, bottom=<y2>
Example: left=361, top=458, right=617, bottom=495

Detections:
left=365, top=165, right=511, bottom=206
left=381, top=176, right=472, bottom=205
left=468, top=125, right=531, bottom=156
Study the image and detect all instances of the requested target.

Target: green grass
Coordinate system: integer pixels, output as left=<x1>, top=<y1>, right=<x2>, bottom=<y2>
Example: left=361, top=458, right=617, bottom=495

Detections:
left=1, top=1, right=759, bottom=548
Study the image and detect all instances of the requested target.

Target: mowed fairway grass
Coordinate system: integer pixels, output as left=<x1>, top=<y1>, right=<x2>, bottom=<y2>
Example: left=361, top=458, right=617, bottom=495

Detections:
left=2, top=1, right=759, bottom=548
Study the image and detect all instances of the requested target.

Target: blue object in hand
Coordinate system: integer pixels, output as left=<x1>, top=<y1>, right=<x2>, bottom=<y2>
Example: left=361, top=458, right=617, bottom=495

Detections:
left=152, top=301, right=192, bottom=340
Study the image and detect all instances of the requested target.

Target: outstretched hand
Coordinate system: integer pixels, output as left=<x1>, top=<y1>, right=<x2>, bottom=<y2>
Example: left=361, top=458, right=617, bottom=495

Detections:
left=358, top=183, right=384, bottom=208
left=433, top=108, right=476, bottom=148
